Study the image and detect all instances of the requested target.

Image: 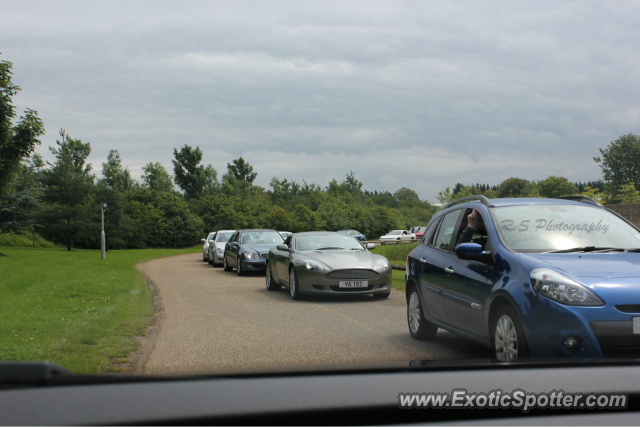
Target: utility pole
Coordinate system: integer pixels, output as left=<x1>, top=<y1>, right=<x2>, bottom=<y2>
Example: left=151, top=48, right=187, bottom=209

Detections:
left=101, top=202, right=107, bottom=259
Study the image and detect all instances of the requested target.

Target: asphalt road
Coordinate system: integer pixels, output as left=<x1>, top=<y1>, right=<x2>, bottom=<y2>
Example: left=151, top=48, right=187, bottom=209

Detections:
left=136, top=253, right=492, bottom=375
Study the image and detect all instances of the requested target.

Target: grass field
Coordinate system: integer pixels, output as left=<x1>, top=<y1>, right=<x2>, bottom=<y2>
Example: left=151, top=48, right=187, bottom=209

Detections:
left=370, top=242, right=418, bottom=265
left=0, top=245, right=200, bottom=374
left=0, top=232, right=57, bottom=248
left=390, top=269, right=406, bottom=292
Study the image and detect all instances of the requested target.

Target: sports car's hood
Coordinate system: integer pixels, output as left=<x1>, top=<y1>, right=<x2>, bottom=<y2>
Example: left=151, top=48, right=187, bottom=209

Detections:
left=304, top=250, right=375, bottom=270
left=524, top=253, right=640, bottom=278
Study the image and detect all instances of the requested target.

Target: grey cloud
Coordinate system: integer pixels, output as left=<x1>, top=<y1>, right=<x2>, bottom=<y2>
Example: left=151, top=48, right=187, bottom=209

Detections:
left=2, top=0, right=639, bottom=200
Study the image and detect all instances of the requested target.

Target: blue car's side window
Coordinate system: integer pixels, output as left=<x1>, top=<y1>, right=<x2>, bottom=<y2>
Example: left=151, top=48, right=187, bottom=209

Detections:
left=432, top=210, right=461, bottom=252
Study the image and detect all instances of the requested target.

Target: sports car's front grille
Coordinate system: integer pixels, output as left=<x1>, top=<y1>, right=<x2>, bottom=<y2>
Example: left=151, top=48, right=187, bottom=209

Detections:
left=330, top=285, right=375, bottom=292
left=597, top=336, right=640, bottom=357
left=324, top=269, right=379, bottom=280
left=260, top=252, right=269, bottom=259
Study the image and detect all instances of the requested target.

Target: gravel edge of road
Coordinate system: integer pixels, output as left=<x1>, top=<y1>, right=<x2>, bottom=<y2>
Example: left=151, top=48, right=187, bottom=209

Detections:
left=127, top=265, right=165, bottom=375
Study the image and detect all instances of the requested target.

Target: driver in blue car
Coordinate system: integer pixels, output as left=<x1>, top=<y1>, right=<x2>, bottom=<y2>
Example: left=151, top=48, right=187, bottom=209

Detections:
left=456, top=209, right=480, bottom=246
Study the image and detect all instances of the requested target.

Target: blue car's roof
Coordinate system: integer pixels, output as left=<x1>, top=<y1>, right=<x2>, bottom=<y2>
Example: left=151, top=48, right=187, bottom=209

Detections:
left=474, top=198, right=604, bottom=208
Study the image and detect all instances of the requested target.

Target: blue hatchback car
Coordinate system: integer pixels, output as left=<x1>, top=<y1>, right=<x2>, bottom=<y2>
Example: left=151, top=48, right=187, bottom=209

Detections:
left=405, top=195, right=640, bottom=359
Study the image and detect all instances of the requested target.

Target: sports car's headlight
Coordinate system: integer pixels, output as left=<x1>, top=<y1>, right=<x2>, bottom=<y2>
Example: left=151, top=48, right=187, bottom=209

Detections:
left=530, top=268, right=603, bottom=306
left=244, top=251, right=258, bottom=259
left=374, top=258, right=390, bottom=271
left=304, top=261, right=328, bottom=271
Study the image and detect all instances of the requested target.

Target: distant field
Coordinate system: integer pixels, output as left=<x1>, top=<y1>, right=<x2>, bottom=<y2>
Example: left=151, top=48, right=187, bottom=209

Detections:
left=370, top=242, right=418, bottom=265
left=0, top=245, right=201, bottom=374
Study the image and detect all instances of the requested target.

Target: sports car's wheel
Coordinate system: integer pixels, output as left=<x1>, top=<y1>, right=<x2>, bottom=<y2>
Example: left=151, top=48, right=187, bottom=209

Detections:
left=373, top=291, right=390, bottom=299
left=223, top=254, right=232, bottom=271
left=265, top=263, right=281, bottom=291
left=236, top=257, right=244, bottom=276
left=493, top=305, right=529, bottom=360
left=289, top=267, right=302, bottom=300
left=407, top=286, right=437, bottom=340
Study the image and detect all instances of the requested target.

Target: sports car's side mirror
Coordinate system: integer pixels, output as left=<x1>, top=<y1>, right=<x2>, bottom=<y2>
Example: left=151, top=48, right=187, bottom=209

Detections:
left=366, top=243, right=376, bottom=250
left=276, top=244, right=289, bottom=251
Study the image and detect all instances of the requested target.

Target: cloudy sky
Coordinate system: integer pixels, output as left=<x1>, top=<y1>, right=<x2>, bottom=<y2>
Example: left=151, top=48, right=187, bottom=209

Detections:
left=2, top=0, right=639, bottom=201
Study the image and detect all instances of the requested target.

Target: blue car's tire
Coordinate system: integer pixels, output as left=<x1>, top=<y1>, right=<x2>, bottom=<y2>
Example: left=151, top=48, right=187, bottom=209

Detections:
left=407, top=286, right=437, bottom=340
left=493, top=305, right=530, bottom=360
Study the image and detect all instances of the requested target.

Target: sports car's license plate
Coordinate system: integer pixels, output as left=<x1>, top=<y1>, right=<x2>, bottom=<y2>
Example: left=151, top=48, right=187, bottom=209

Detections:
left=634, top=317, right=640, bottom=334
left=339, top=281, right=368, bottom=288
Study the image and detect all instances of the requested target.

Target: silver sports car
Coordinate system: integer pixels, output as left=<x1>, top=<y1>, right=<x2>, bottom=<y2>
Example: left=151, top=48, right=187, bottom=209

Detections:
left=265, top=231, right=393, bottom=300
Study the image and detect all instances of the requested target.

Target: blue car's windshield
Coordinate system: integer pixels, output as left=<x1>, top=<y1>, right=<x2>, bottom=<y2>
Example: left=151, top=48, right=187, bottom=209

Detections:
left=494, top=205, right=640, bottom=253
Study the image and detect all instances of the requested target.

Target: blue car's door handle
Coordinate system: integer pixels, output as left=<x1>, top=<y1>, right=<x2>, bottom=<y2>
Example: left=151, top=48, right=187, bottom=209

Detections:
left=420, top=258, right=427, bottom=264
left=444, top=267, right=454, bottom=274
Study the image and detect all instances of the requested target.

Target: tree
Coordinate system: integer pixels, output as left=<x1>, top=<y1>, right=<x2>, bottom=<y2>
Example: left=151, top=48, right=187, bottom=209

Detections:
left=436, top=187, right=454, bottom=205
left=227, top=156, right=257, bottom=193
left=580, top=186, right=605, bottom=204
left=172, top=145, right=218, bottom=199
left=100, top=150, right=134, bottom=192
left=0, top=55, right=45, bottom=195
left=594, top=134, right=640, bottom=197
left=141, top=162, right=173, bottom=192
left=394, top=187, right=421, bottom=207
left=496, top=178, right=531, bottom=198
left=537, top=175, right=578, bottom=198
left=39, top=130, right=94, bottom=251
left=618, top=183, right=640, bottom=204
left=0, top=187, right=40, bottom=236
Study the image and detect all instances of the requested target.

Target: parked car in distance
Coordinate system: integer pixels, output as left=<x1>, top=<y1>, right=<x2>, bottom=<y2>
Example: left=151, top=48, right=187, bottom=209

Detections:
left=266, top=231, right=391, bottom=299
left=379, top=230, right=415, bottom=245
left=279, top=231, right=292, bottom=240
left=414, top=226, right=428, bottom=239
left=201, top=231, right=217, bottom=262
left=223, top=229, right=284, bottom=276
left=406, top=195, right=640, bottom=360
left=337, top=229, right=366, bottom=241
left=208, top=230, right=236, bottom=267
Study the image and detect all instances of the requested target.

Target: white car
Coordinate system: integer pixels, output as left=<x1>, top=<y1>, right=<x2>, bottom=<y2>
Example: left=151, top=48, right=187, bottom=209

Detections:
left=207, top=230, right=236, bottom=267
left=201, top=231, right=217, bottom=261
left=378, top=230, right=416, bottom=245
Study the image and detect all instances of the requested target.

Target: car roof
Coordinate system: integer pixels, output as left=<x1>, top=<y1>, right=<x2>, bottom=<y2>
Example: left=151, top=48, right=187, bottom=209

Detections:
left=487, top=198, right=605, bottom=208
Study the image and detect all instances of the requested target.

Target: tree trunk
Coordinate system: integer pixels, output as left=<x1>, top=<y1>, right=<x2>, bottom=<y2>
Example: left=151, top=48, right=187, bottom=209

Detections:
left=67, top=217, right=71, bottom=251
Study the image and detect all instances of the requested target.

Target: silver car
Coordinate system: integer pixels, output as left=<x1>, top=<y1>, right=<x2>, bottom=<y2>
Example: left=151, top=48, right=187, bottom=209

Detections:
left=265, top=231, right=392, bottom=300
left=207, top=230, right=236, bottom=267
left=201, top=231, right=217, bottom=262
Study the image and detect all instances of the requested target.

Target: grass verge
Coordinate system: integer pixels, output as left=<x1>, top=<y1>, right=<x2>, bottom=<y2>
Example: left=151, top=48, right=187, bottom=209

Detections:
left=0, top=232, right=57, bottom=248
left=0, top=245, right=200, bottom=374
left=390, top=269, right=406, bottom=292
left=371, top=242, right=418, bottom=265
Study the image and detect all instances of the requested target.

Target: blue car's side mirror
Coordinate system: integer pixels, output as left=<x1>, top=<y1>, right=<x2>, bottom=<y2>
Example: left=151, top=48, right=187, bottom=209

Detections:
left=455, top=243, right=486, bottom=260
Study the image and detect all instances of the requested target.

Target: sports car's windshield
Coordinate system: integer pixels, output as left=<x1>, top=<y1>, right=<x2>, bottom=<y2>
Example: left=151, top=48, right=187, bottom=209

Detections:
left=494, top=205, right=640, bottom=252
left=216, top=232, right=234, bottom=243
left=295, top=235, right=365, bottom=251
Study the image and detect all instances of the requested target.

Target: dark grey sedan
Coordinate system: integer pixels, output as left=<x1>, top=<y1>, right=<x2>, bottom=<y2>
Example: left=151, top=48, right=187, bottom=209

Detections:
left=265, top=231, right=392, bottom=300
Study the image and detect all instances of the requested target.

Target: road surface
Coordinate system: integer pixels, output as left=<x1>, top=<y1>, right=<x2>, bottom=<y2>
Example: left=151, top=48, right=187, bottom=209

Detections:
left=136, top=253, right=491, bottom=375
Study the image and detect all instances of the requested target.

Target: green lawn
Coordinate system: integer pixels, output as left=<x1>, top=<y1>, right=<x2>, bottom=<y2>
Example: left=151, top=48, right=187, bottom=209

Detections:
left=0, top=245, right=200, bottom=374
left=390, top=268, right=406, bottom=292
left=370, top=242, right=418, bottom=265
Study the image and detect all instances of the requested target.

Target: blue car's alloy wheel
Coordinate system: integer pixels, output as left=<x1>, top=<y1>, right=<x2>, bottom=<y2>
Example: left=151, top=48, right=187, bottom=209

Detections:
left=493, top=305, right=529, bottom=360
left=407, top=287, right=437, bottom=340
